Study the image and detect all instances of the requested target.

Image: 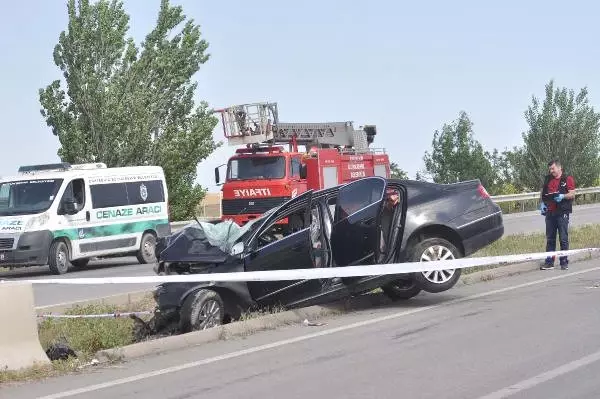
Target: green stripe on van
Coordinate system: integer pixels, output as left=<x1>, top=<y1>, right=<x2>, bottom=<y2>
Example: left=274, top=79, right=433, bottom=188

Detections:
left=52, top=218, right=170, bottom=241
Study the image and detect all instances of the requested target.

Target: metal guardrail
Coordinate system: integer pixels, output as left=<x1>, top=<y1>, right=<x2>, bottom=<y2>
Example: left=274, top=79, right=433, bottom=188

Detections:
left=489, top=186, right=600, bottom=203
left=169, top=186, right=600, bottom=229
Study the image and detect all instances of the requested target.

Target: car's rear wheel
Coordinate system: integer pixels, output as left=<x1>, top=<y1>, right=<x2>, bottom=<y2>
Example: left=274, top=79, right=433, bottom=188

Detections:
left=381, top=278, right=422, bottom=300
left=411, top=237, right=462, bottom=293
left=179, top=289, right=225, bottom=333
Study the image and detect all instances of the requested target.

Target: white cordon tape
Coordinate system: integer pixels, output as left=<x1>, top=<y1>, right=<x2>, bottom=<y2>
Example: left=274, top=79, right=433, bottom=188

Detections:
left=0, top=248, right=596, bottom=285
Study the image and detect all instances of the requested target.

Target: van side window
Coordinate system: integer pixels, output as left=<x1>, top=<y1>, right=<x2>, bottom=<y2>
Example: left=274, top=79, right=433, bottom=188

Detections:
left=89, top=180, right=166, bottom=209
left=60, top=178, right=86, bottom=213
left=126, top=180, right=165, bottom=205
left=90, top=183, right=129, bottom=209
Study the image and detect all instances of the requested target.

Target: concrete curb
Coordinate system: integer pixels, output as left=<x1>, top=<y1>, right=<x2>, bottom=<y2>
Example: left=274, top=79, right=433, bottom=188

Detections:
left=94, top=251, right=600, bottom=363
left=96, top=292, right=389, bottom=363
left=35, top=290, right=153, bottom=316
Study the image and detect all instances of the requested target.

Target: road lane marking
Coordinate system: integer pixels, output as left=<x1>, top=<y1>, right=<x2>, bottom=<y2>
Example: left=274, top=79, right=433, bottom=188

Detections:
left=476, top=349, right=600, bottom=399
left=39, top=265, right=600, bottom=399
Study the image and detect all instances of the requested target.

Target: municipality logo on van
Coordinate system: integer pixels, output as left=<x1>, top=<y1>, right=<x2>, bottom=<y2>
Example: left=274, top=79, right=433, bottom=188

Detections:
left=140, top=183, right=148, bottom=202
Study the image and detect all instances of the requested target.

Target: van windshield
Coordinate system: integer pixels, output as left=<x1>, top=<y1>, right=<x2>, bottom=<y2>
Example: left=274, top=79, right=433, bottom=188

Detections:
left=0, top=179, right=63, bottom=216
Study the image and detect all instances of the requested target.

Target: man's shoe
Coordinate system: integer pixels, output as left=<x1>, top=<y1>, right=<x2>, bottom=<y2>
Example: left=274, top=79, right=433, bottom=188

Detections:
left=560, top=261, right=569, bottom=270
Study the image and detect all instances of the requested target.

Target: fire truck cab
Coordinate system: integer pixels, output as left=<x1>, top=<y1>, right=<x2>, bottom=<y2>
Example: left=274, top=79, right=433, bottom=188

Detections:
left=214, top=102, right=390, bottom=227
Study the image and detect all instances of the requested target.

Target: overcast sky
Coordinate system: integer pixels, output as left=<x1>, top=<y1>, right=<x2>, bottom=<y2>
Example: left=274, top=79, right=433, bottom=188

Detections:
left=1, top=0, right=598, bottom=192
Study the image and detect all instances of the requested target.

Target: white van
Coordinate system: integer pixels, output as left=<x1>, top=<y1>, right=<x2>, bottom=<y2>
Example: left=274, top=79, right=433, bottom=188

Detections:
left=0, top=162, right=171, bottom=274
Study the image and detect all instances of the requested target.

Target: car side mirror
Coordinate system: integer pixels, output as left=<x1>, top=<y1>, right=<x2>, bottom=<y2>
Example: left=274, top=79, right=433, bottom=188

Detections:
left=230, top=242, right=244, bottom=256
left=62, top=198, right=78, bottom=215
left=300, top=164, right=307, bottom=179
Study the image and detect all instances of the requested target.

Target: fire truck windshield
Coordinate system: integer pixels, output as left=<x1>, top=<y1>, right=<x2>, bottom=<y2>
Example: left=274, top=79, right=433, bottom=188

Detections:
left=227, top=156, right=286, bottom=181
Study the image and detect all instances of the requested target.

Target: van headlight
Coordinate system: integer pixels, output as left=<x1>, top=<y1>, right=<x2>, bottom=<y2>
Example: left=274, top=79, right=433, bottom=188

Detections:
left=25, top=213, right=50, bottom=230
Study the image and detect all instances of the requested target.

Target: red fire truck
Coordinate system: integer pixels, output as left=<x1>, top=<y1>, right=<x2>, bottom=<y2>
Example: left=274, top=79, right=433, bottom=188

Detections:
left=213, top=102, right=391, bottom=227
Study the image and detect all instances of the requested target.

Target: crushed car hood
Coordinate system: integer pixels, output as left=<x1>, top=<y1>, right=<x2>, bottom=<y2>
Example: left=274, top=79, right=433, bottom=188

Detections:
left=158, top=218, right=260, bottom=264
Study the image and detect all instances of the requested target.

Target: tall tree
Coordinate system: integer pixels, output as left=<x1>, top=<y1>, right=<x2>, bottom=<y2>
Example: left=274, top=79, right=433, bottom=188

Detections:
left=423, top=111, right=496, bottom=189
left=39, top=0, right=220, bottom=220
left=389, top=162, right=408, bottom=179
left=510, top=80, right=600, bottom=190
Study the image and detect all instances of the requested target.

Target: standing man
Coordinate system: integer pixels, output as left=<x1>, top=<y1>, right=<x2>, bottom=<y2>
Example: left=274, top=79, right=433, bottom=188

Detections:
left=539, top=159, right=576, bottom=270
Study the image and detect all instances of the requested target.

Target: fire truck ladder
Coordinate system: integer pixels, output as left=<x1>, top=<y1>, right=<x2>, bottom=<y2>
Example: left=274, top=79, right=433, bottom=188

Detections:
left=215, top=102, right=377, bottom=152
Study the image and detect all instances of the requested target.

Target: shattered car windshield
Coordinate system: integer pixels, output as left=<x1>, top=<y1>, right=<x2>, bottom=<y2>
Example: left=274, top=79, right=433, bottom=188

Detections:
left=188, top=206, right=278, bottom=253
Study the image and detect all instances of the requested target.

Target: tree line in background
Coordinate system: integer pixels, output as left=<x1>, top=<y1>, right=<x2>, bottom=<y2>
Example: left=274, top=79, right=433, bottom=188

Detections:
left=40, top=0, right=600, bottom=222
left=396, top=80, right=600, bottom=195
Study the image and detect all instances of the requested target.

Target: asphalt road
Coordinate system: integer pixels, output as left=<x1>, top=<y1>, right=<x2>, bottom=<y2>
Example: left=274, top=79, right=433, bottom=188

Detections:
left=5, top=258, right=600, bottom=399
left=2, top=203, right=600, bottom=308
left=0, top=258, right=157, bottom=308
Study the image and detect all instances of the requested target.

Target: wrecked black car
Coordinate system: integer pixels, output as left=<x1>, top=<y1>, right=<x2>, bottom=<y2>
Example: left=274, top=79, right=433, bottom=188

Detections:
left=143, top=176, right=504, bottom=334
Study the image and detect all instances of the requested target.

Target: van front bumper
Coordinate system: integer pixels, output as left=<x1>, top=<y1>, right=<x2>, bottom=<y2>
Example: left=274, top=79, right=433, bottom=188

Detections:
left=0, top=231, right=53, bottom=267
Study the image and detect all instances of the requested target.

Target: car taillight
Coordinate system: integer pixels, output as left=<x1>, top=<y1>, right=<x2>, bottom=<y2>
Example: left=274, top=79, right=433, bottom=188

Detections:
left=478, top=184, right=490, bottom=199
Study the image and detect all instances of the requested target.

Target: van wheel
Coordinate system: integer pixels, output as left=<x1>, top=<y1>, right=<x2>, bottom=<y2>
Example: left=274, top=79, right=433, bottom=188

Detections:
left=71, top=258, right=89, bottom=269
left=179, top=289, right=225, bottom=333
left=136, top=232, right=157, bottom=264
left=411, top=237, right=462, bottom=293
left=49, top=241, right=70, bottom=275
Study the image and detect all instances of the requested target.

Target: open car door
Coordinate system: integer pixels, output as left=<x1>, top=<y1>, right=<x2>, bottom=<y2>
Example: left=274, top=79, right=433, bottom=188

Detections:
left=242, top=190, right=324, bottom=307
left=330, top=177, right=388, bottom=267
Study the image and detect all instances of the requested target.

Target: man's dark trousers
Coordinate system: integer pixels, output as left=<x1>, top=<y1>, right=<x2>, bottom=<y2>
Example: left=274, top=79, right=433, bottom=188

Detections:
left=545, top=212, right=569, bottom=267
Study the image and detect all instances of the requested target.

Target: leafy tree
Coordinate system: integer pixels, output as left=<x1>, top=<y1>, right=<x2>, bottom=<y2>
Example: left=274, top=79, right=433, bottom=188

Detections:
left=423, top=111, right=496, bottom=189
left=389, top=162, right=408, bottom=179
left=509, top=80, right=600, bottom=190
left=39, top=0, right=220, bottom=220
left=484, top=148, right=526, bottom=194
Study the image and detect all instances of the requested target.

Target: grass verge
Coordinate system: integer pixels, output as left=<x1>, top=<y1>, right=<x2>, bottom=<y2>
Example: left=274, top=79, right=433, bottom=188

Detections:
left=3, top=223, right=600, bottom=383
left=463, top=223, right=600, bottom=275
left=0, top=293, right=156, bottom=384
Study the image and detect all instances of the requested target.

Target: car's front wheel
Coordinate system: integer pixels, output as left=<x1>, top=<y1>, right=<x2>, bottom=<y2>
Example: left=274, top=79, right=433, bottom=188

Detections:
left=179, top=289, right=225, bottom=333
left=411, top=237, right=462, bottom=293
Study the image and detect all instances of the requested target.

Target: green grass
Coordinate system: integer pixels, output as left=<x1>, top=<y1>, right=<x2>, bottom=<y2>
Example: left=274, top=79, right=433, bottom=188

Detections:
left=462, top=223, right=600, bottom=275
